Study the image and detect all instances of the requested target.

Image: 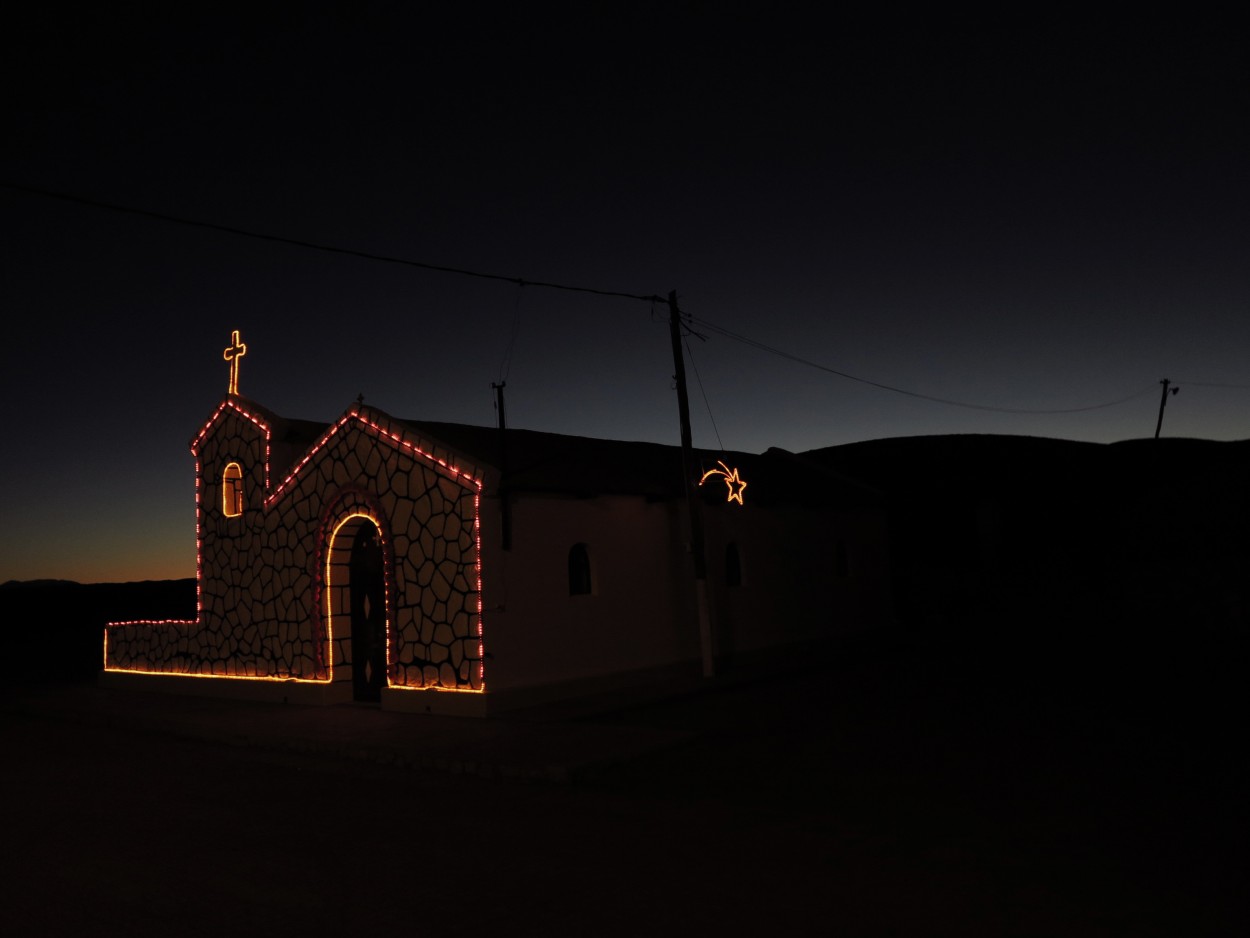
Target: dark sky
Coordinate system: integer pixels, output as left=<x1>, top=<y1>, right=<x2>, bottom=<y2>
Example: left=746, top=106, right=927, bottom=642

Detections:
left=3, top=6, right=1248, bottom=582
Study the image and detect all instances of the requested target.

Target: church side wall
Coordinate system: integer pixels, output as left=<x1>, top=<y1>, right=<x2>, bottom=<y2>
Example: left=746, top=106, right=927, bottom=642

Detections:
left=475, top=490, right=895, bottom=697
left=701, top=502, right=893, bottom=662
left=478, top=494, right=698, bottom=693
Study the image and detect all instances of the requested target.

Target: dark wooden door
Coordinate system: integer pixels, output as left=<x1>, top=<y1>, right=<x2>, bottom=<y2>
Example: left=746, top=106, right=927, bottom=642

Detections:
left=350, top=521, right=386, bottom=702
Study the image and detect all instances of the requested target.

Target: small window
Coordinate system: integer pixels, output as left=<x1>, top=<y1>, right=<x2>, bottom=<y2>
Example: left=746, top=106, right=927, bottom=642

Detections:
left=725, top=542, right=742, bottom=588
left=835, top=539, right=850, bottom=578
left=222, top=462, right=244, bottom=518
left=568, top=543, right=593, bottom=596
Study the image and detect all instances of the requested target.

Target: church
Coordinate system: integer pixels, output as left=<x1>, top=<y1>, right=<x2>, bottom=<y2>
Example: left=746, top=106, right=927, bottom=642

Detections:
left=102, top=333, right=892, bottom=715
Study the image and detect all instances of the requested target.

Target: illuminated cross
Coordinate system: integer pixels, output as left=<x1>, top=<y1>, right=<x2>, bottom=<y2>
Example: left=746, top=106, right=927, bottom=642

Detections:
left=223, top=330, right=247, bottom=395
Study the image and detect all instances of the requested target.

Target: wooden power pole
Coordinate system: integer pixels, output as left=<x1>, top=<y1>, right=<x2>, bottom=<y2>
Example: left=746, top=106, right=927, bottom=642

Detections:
left=1154, top=378, right=1179, bottom=439
left=667, top=290, right=715, bottom=678
left=492, top=381, right=512, bottom=549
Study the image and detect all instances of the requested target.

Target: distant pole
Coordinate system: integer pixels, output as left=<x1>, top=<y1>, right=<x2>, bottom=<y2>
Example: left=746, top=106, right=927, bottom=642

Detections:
left=492, top=381, right=512, bottom=549
left=1154, top=379, right=1179, bottom=439
left=667, top=290, right=715, bottom=678
left=493, top=380, right=507, bottom=432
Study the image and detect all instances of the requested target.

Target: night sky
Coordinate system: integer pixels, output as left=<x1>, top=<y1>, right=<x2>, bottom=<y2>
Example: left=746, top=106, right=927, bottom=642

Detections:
left=3, top=7, right=1248, bottom=583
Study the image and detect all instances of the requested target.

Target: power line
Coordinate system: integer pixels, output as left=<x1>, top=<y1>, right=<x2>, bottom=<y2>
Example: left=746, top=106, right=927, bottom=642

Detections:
left=683, top=334, right=725, bottom=452
left=3, top=180, right=1211, bottom=417
left=0, top=181, right=665, bottom=304
left=685, top=312, right=1158, bottom=415
left=497, top=282, right=525, bottom=383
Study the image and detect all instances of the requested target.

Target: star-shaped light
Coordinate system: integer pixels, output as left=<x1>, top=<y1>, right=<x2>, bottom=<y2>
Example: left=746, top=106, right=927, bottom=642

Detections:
left=699, top=460, right=747, bottom=505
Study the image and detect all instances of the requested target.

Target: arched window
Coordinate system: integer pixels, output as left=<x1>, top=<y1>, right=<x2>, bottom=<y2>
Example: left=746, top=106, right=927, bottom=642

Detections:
left=835, top=539, right=850, bottom=578
left=222, top=462, right=244, bottom=518
left=568, top=543, right=593, bottom=596
left=725, top=542, right=742, bottom=587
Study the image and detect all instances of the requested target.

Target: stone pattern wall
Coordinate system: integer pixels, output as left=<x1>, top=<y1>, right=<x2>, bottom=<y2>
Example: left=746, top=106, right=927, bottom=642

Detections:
left=386, top=472, right=481, bottom=689
left=105, top=401, right=483, bottom=691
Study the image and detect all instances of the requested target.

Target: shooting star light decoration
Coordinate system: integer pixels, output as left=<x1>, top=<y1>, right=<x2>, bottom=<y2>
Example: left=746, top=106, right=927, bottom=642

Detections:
left=699, top=460, right=747, bottom=505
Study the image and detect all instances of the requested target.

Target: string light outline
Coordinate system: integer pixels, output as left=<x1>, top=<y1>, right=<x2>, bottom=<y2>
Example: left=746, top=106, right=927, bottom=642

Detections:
left=107, top=398, right=487, bottom=693
left=324, top=511, right=389, bottom=689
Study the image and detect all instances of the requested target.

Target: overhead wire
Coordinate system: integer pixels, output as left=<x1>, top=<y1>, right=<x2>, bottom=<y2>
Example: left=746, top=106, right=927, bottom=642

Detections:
left=0, top=181, right=665, bottom=304
left=5, top=180, right=1231, bottom=418
left=497, top=281, right=525, bottom=384
left=683, top=333, right=725, bottom=452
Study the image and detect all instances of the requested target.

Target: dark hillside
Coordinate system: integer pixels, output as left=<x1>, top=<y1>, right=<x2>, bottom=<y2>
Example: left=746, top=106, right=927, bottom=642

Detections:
left=0, top=579, right=196, bottom=685
left=7, top=436, right=1249, bottom=694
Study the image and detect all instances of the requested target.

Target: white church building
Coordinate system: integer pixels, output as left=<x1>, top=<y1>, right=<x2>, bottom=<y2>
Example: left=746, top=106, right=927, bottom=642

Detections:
left=102, top=333, right=891, bottom=715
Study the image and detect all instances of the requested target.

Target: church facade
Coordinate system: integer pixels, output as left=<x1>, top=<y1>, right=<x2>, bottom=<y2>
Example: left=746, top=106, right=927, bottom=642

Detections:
left=102, top=334, right=892, bottom=715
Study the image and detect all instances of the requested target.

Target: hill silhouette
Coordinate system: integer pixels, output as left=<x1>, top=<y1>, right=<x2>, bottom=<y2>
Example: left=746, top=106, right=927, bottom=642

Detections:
left=0, top=578, right=196, bottom=685
left=803, top=434, right=1250, bottom=644
left=4, top=434, right=1247, bottom=689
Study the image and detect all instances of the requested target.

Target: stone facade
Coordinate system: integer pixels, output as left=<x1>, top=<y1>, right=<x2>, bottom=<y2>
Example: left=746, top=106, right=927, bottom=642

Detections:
left=104, top=398, right=486, bottom=699
left=103, top=384, right=894, bottom=716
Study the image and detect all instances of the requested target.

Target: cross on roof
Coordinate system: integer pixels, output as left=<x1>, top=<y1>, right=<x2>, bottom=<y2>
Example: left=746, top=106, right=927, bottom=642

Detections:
left=223, top=330, right=247, bottom=395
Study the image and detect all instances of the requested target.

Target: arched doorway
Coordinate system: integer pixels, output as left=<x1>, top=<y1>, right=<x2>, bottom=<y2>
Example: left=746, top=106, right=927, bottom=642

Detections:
left=349, top=519, right=387, bottom=701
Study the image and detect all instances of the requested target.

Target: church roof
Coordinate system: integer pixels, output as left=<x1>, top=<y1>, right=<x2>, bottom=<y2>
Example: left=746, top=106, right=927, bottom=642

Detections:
left=409, top=420, right=738, bottom=500
left=204, top=396, right=881, bottom=507
left=403, top=420, right=889, bottom=509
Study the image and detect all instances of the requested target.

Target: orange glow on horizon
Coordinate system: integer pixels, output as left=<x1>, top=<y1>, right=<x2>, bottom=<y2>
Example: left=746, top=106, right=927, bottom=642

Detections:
left=223, top=330, right=247, bottom=395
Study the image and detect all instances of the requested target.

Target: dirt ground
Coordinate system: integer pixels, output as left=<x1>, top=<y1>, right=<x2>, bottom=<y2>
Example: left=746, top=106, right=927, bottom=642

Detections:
left=3, top=630, right=1243, bottom=937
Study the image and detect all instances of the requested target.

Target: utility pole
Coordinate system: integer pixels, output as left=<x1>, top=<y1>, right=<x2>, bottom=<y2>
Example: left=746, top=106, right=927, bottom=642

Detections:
left=492, top=381, right=512, bottom=549
left=1154, top=378, right=1180, bottom=439
left=667, top=290, right=715, bottom=678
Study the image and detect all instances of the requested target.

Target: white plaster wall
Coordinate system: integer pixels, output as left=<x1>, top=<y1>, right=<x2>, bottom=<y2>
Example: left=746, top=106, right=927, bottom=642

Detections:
left=478, top=493, right=700, bottom=692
